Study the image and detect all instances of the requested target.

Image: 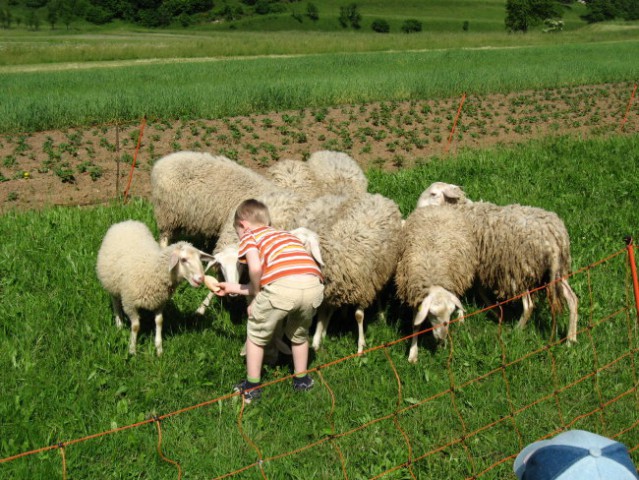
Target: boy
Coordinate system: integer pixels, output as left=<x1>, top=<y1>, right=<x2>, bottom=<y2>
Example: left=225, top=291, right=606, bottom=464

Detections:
left=210, top=199, right=324, bottom=403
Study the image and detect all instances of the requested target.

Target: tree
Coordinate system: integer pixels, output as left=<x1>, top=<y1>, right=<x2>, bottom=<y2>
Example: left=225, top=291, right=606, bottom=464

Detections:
left=306, top=2, right=318, bottom=21
left=401, top=18, right=422, bottom=33
left=338, top=3, right=360, bottom=29
left=371, top=18, right=389, bottom=33
left=47, top=2, right=58, bottom=29
left=26, top=9, right=40, bottom=30
left=505, top=0, right=562, bottom=33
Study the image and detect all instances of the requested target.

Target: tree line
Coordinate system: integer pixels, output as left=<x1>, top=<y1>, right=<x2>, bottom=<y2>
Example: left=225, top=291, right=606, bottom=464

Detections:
left=1, top=0, right=637, bottom=31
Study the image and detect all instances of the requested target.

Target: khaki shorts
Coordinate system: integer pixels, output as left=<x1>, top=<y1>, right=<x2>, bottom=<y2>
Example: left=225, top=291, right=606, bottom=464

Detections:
left=248, top=275, right=324, bottom=346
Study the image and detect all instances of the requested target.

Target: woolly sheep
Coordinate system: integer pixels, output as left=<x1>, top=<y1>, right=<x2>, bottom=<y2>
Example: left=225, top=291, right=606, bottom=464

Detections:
left=96, top=220, right=215, bottom=356
left=265, top=151, right=368, bottom=198
left=465, top=201, right=578, bottom=339
left=151, top=151, right=278, bottom=247
left=395, top=205, right=479, bottom=363
left=293, top=192, right=403, bottom=353
left=417, top=182, right=578, bottom=346
left=306, top=150, right=369, bottom=196
left=416, top=181, right=471, bottom=208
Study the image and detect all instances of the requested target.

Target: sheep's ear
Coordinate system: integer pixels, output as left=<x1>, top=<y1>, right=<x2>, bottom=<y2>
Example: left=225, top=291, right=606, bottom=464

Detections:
left=414, top=296, right=432, bottom=326
left=443, top=185, right=463, bottom=202
left=169, top=250, right=180, bottom=271
left=197, top=249, right=216, bottom=264
left=307, top=237, right=324, bottom=267
left=453, top=296, right=466, bottom=323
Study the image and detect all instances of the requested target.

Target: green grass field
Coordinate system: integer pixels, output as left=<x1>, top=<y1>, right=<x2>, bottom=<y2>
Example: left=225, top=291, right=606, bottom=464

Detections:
left=1, top=4, right=638, bottom=477
left=1, top=135, right=638, bottom=478
left=2, top=40, right=639, bottom=134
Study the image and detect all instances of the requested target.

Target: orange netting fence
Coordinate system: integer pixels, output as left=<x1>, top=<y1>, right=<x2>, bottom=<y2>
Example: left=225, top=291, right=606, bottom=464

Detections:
left=2, top=241, right=638, bottom=479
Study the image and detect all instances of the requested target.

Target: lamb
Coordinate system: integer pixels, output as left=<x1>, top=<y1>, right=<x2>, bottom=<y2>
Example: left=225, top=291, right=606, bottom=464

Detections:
left=96, top=220, right=215, bottom=356
left=265, top=151, right=368, bottom=198
left=150, top=151, right=278, bottom=247
left=415, top=182, right=578, bottom=347
left=395, top=205, right=479, bottom=363
left=293, top=192, right=403, bottom=353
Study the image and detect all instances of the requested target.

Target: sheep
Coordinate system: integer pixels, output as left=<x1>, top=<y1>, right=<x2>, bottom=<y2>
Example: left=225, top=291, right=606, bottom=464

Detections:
left=395, top=205, right=479, bottom=363
left=416, top=182, right=578, bottom=346
left=96, top=220, right=215, bottom=356
left=266, top=159, right=320, bottom=197
left=306, top=150, right=369, bottom=196
left=292, top=192, right=403, bottom=353
left=465, top=201, right=578, bottom=340
left=150, top=151, right=278, bottom=247
left=265, top=151, right=368, bottom=198
left=416, top=181, right=471, bottom=208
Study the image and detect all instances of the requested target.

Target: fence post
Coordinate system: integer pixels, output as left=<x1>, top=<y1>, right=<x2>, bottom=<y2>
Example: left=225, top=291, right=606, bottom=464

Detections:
left=625, top=236, right=639, bottom=323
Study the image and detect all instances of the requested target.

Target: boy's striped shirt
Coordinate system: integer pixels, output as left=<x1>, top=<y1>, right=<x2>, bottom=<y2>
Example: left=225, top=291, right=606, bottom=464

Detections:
left=238, top=226, right=323, bottom=286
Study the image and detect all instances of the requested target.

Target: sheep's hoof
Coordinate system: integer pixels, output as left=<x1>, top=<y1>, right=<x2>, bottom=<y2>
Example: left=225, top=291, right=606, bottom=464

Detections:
left=195, top=305, right=207, bottom=315
left=408, top=356, right=418, bottom=364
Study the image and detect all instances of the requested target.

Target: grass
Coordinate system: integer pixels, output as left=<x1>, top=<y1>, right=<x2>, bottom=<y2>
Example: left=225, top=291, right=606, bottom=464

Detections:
left=1, top=134, right=638, bottom=478
left=1, top=39, right=639, bottom=134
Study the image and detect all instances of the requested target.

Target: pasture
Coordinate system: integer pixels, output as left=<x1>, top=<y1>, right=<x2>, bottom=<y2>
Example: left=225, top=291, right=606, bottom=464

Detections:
left=1, top=135, right=638, bottom=478
left=1, top=5, right=639, bottom=477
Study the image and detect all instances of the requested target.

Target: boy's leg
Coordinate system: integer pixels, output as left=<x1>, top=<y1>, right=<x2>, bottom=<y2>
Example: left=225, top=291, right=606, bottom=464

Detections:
left=291, top=340, right=309, bottom=376
left=245, top=338, right=265, bottom=382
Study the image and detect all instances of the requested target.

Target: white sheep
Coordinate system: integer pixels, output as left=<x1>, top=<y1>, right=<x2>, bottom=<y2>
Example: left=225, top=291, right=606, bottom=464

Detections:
left=150, top=151, right=278, bottom=247
left=293, top=192, right=403, bottom=353
left=96, top=220, right=214, bottom=356
left=416, top=181, right=471, bottom=208
left=465, top=201, right=578, bottom=340
left=395, top=205, right=478, bottom=363
left=416, top=182, right=578, bottom=347
left=265, top=151, right=368, bottom=198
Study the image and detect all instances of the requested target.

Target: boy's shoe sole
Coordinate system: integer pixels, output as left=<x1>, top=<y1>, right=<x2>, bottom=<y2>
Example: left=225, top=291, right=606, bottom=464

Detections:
left=292, top=375, right=315, bottom=391
left=234, top=380, right=262, bottom=403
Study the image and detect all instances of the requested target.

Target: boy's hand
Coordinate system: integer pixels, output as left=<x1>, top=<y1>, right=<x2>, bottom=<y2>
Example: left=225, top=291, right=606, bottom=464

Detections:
left=204, top=275, right=221, bottom=293
left=213, top=282, right=232, bottom=296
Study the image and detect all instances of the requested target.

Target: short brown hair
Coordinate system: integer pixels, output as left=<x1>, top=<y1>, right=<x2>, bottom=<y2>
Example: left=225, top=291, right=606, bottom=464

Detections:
left=234, top=198, right=271, bottom=227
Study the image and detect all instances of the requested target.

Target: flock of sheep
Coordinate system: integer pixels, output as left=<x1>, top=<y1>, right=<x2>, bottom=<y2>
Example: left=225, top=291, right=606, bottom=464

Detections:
left=96, top=150, right=579, bottom=363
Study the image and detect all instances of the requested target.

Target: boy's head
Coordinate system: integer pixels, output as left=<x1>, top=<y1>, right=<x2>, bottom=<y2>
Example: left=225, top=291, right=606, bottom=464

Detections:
left=234, top=199, right=271, bottom=235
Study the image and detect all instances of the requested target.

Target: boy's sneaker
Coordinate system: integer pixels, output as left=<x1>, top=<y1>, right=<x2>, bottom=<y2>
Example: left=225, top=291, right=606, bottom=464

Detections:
left=233, top=379, right=262, bottom=404
left=292, top=374, right=314, bottom=391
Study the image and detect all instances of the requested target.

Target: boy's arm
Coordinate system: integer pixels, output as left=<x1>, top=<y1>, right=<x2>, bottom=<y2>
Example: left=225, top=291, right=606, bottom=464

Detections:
left=244, top=249, right=262, bottom=296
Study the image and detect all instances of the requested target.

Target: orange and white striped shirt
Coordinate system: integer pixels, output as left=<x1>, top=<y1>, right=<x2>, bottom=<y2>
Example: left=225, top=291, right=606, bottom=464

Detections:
left=238, top=226, right=323, bottom=286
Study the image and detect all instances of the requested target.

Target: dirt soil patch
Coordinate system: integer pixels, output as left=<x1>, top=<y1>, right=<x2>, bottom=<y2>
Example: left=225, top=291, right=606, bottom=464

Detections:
left=0, top=82, right=637, bottom=214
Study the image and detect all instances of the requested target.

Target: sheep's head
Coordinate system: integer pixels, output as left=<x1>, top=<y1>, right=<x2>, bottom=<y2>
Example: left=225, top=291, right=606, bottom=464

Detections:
left=206, top=244, right=244, bottom=295
left=290, top=227, right=325, bottom=267
left=416, top=182, right=471, bottom=208
left=413, top=286, right=464, bottom=343
left=169, top=243, right=215, bottom=288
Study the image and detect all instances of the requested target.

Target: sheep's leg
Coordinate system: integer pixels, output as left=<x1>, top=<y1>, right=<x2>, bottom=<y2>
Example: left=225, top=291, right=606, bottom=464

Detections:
left=124, top=308, right=141, bottom=355
left=355, top=307, right=366, bottom=354
left=408, top=310, right=420, bottom=364
left=516, top=292, right=534, bottom=329
left=196, top=291, right=215, bottom=315
left=159, top=233, right=169, bottom=249
left=111, top=296, right=125, bottom=329
left=561, top=279, right=579, bottom=344
left=312, top=305, right=334, bottom=351
left=154, top=311, right=164, bottom=356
